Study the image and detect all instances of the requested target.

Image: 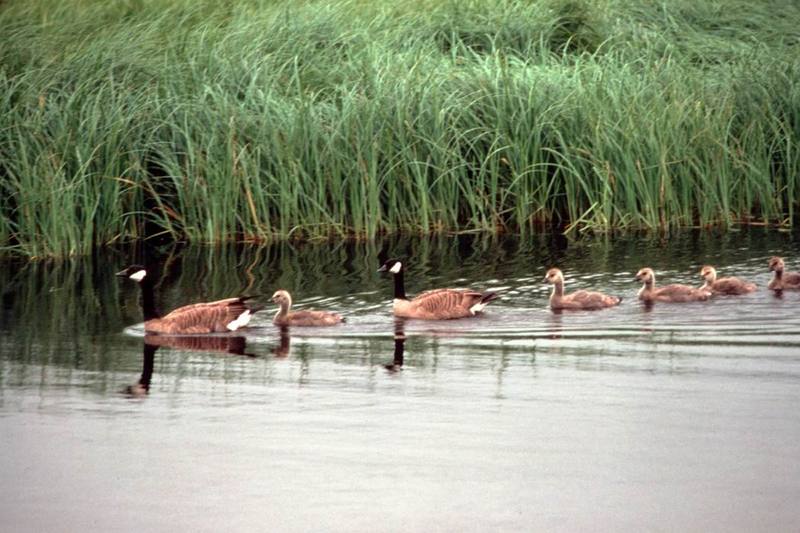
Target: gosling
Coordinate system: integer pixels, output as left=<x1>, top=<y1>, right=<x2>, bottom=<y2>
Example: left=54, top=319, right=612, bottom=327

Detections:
left=636, top=267, right=711, bottom=303
left=768, top=257, right=800, bottom=290
left=271, top=290, right=344, bottom=327
left=544, top=268, right=622, bottom=310
left=699, top=265, right=756, bottom=295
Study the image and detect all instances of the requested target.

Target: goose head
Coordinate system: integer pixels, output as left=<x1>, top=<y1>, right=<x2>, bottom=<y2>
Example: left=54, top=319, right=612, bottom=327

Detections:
left=271, top=290, right=292, bottom=307
left=377, top=259, right=404, bottom=275
left=700, top=265, right=717, bottom=284
left=543, top=268, right=565, bottom=285
left=116, top=264, right=148, bottom=283
left=635, top=267, right=655, bottom=285
left=769, top=256, right=785, bottom=273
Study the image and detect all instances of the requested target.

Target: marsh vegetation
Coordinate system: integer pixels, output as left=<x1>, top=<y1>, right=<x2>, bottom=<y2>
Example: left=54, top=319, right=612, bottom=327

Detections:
left=2, top=0, right=799, bottom=257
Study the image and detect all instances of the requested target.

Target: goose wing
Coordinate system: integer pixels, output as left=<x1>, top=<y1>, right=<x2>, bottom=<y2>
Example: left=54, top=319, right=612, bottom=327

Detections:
left=564, top=289, right=620, bottom=309
left=656, top=284, right=709, bottom=301
left=713, top=277, right=756, bottom=294
left=410, top=288, right=488, bottom=319
left=284, top=310, right=344, bottom=327
left=785, top=272, right=800, bottom=286
left=158, top=297, right=255, bottom=333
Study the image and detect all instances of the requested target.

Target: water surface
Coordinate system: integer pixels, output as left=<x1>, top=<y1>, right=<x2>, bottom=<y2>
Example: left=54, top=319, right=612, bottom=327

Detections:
left=2, top=230, right=800, bottom=531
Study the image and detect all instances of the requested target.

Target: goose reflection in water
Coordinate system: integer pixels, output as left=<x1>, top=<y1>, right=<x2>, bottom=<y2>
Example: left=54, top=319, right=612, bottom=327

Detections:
left=272, top=326, right=292, bottom=357
left=547, top=310, right=564, bottom=340
left=124, top=334, right=255, bottom=397
left=384, top=319, right=406, bottom=372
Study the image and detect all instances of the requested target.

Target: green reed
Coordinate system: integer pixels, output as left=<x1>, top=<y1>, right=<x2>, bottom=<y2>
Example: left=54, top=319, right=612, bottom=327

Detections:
left=1, top=0, right=799, bottom=257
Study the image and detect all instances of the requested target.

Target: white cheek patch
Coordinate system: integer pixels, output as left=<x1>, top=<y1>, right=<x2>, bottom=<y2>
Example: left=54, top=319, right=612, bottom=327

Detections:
left=389, top=262, right=402, bottom=274
left=226, top=310, right=252, bottom=331
left=129, top=270, right=147, bottom=282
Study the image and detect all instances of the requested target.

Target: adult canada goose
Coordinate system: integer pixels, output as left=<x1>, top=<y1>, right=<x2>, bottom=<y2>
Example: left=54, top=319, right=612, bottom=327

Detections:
left=768, top=256, right=800, bottom=290
left=271, top=290, right=344, bottom=326
left=544, top=268, right=622, bottom=310
left=635, top=267, right=711, bottom=303
left=377, top=259, right=498, bottom=319
left=699, top=265, right=756, bottom=295
left=116, top=265, right=263, bottom=334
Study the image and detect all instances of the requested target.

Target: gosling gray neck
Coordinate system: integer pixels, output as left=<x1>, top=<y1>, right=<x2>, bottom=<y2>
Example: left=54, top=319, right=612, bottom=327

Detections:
left=274, top=299, right=291, bottom=321
left=550, top=280, right=565, bottom=300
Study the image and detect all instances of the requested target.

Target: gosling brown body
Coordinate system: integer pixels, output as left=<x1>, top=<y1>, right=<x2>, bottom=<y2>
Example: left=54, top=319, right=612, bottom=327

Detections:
left=768, top=257, right=800, bottom=290
left=378, top=259, right=498, bottom=320
left=636, top=267, right=710, bottom=303
left=271, top=290, right=344, bottom=327
left=544, top=268, right=621, bottom=310
left=700, top=265, right=756, bottom=295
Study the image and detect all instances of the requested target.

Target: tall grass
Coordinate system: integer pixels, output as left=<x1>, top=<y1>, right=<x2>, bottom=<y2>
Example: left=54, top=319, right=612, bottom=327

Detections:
left=1, top=0, right=799, bottom=258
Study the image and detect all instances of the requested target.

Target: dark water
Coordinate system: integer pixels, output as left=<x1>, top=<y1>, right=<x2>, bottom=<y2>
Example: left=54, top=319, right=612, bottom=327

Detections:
left=2, top=230, right=800, bottom=532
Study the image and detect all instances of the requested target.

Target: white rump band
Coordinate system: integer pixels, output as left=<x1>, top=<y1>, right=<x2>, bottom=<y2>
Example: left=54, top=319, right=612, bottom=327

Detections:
left=226, top=310, right=252, bottom=331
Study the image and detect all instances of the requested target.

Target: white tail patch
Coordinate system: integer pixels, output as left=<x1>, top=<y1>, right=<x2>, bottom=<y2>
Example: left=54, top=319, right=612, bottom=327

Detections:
left=129, top=270, right=147, bottom=282
left=469, top=302, right=486, bottom=315
left=389, top=261, right=402, bottom=274
left=226, top=310, right=252, bottom=331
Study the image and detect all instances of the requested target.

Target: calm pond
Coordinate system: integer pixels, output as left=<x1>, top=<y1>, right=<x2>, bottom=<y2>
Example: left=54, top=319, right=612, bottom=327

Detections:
left=2, top=230, right=800, bottom=531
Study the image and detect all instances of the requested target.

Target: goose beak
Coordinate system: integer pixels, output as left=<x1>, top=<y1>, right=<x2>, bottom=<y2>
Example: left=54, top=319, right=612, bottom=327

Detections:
left=377, top=265, right=387, bottom=272
left=115, top=269, right=127, bottom=277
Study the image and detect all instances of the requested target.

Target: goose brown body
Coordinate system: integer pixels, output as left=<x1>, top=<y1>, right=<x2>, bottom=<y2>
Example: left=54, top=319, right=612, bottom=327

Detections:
left=768, top=257, right=800, bottom=290
left=271, top=290, right=344, bottom=327
left=378, top=259, right=498, bottom=320
left=544, top=268, right=621, bottom=310
left=636, top=267, right=710, bottom=303
left=144, top=297, right=261, bottom=333
left=117, top=265, right=263, bottom=334
left=700, top=266, right=756, bottom=295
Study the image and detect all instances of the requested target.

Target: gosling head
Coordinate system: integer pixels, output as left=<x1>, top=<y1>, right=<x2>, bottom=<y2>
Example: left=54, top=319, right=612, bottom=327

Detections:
left=544, top=268, right=565, bottom=285
left=377, top=259, right=404, bottom=275
left=116, top=264, right=148, bottom=283
left=635, top=267, right=655, bottom=284
left=271, top=290, right=292, bottom=307
left=700, top=265, right=717, bottom=283
left=769, top=256, right=785, bottom=273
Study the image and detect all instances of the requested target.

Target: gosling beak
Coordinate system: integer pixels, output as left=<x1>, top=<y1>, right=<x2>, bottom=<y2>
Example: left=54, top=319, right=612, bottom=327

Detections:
left=543, top=276, right=549, bottom=283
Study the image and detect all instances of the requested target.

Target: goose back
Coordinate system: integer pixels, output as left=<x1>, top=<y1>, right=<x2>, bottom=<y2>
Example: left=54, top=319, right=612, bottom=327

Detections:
left=146, top=297, right=260, bottom=334
left=551, top=289, right=622, bottom=310
left=395, top=288, right=498, bottom=320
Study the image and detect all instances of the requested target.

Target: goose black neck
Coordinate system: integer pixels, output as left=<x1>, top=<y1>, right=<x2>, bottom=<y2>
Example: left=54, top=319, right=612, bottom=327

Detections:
left=393, top=270, right=407, bottom=300
left=139, top=278, right=161, bottom=321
